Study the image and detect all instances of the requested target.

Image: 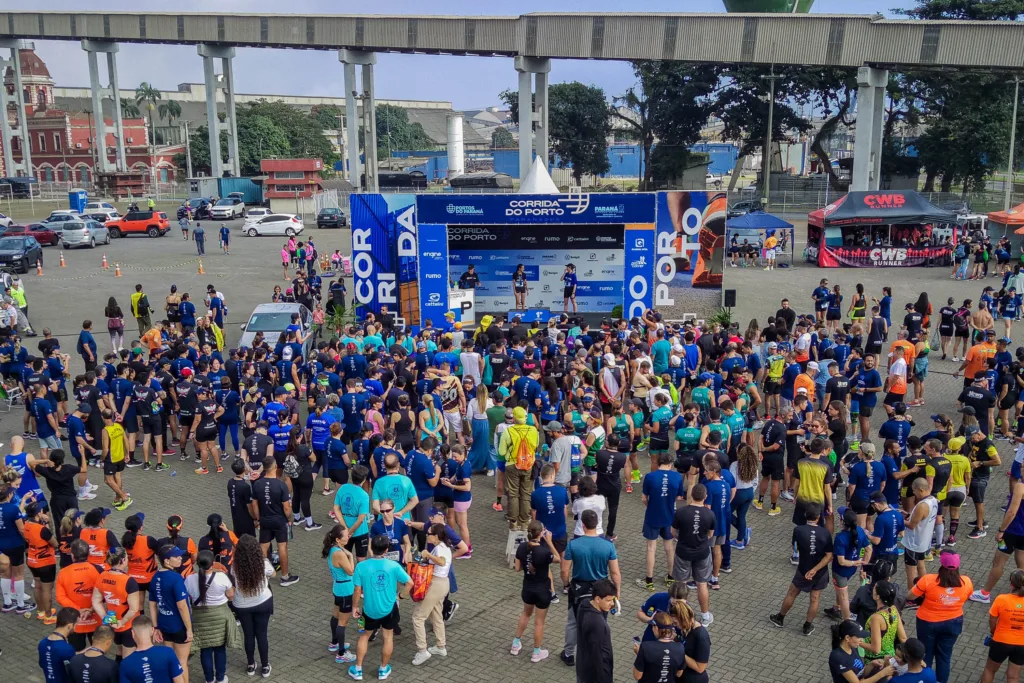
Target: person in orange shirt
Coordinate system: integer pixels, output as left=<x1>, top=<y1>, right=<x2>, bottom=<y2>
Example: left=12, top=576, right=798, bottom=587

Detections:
left=983, top=569, right=1024, bottom=683
left=91, top=547, right=142, bottom=658
left=158, top=514, right=199, bottom=578
left=55, top=538, right=103, bottom=651
left=122, top=513, right=160, bottom=595
left=794, top=362, right=817, bottom=405
left=23, top=502, right=58, bottom=624
left=910, top=551, right=973, bottom=683
left=956, top=329, right=998, bottom=386
left=888, top=330, right=917, bottom=371
left=77, top=507, right=120, bottom=570
left=140, top=322, right=164, bottom=359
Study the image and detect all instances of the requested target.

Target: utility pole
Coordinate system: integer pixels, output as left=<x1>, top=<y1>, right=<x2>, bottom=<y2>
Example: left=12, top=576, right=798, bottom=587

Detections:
left=761, top=66, right=783, bottom=209
left=182, top=119, right=193, bottom=179
left=1007, top=75, right=1020, bottom=211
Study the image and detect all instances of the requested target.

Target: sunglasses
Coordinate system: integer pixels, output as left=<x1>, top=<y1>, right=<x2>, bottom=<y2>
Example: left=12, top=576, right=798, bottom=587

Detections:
left=380, top=508, right=394, bottom=513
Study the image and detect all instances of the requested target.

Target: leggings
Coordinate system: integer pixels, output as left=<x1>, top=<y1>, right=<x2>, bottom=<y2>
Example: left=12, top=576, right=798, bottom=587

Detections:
left=291, top=474, right=314, bottom=519
left=218, top=422, right=240, bottom=452
left=603, top=487, right=621, bottom=538
left=200, top=645, right=226, bottom=682
left=235, top=597, right=273, bottom=667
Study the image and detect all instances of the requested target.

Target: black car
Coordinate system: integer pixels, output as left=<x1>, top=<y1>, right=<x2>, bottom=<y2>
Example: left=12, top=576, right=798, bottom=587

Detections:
left=727, top=199, right=763, bottom=218
left=0, top=236, right=43, bottom=273
left=316, top=207, right=348, bottom=229
left=178, top=198, right=212, bottom=221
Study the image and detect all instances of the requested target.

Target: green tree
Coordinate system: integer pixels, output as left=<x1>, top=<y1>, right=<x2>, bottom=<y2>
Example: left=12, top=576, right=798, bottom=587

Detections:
left=502, top=82, right=612, bottom=184
left=236, top=114, right=291, bottom=177
left=134, top=82, right=161, bottom=145
left=375, top=104, right=435, bottom=160
left=119, top=98, right=140, bottom=119
left=173, top=124, right=217, bottom=176
left=491, top=126, right=514, bottom=149
left=897, top=0, right=1024, bottom=19
left=311, top=104, right=344, bottom=130
left=157, top=99, right=182, bottom=126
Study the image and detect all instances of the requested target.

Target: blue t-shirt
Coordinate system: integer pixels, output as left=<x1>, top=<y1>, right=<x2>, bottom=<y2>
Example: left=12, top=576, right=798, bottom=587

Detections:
left=66, top=415, right=89, bottom=461
left=848, top=460, right=887, bottom=501
left=881, top=455, right=901, bottom=507
left=0, top=501, right=23, bottom=550
left=219, top=226, right=230, bottom=242
left=406, top=451, right=438, bottom=501
left=326, top=438, right=348, bottom=471
left=878, top=420, right=912, bottom=458
left=563, top=535, right=617, bottom=582
left=832, top=527, right=870, bottom=578
left=872, top=507, right=906, bottom=556
left=268, top=423, right=291, bottom=453
left=889, top=668, right=938, bottom=683
left=563, top=271, right=578, bottom=289
left=340, top=392, right=366, bottom=433
left=641, top=469, right=685, bottom=528
left=38, top=634, right=76, bottom=683
left=76, top=330, right=97, bottom=360
left=149, top=569, right=190, bottom=633
left=306, top=412, right=337, bottom=450
left=120, top=645, right=184, bottom=683
left=531, top=484, right=569, bottom=539
left=639, top=592, right=671, bottom=641
left=452, top=459, right=472, bottom=503
left=705, top=478, right=731, bottom=537
left=353, top=558, right=411, bottom=619
left=33, top=399, right=57, bottom=438
left=855, top=368, right=883, bottom=408
left=370, top=517, right=410, bottom=563
left=371, top=474, right=417, bottom=521
left=334, top=483, right=370, bottom=537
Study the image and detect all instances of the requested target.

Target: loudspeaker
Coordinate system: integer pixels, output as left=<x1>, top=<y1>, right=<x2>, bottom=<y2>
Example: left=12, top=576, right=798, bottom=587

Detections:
left=723, top=289, right=737, bottom=308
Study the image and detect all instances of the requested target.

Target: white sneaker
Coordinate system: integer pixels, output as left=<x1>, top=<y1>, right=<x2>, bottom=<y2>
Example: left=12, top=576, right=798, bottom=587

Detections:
left=88, top=483, right=99, bottom=491
left=700, top=612, right=714, bottom=628
left=969, top=590, right=992, bottom=603
left=427, top=646, right=447, bottom=657
left=412, top=650, right=431, bottom=666
left=486, top=470, right=495, bottom=477
left=79, top=492, right=97, bottom=500
left=780, top=491, right=795, bottom=502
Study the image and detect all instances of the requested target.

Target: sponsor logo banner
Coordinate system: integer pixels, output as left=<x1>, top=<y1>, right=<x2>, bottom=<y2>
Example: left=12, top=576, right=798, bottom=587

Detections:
left=418, top=223, right=449, bottom=324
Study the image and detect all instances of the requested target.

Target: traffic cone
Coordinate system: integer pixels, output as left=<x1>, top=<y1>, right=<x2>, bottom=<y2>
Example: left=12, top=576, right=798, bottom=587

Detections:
left=101, top=253, right=109, bottom=270
left=197, top=259, right=205, bottom=275
left=59, top=251, right=66, bottom=268
left=114, top=262, right=122, bottom=277
left=35, top=259, right=42, bottom=276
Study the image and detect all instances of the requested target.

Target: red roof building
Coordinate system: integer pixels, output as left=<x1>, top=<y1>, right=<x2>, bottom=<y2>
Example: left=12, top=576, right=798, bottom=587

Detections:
left=260, top=158, right=323, bottom=199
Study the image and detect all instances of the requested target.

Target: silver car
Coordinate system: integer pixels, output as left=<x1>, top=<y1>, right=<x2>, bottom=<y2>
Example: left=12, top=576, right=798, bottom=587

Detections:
left=239, top=302, right=312, bottom=356
left=61, top=219, right=110, bottom=249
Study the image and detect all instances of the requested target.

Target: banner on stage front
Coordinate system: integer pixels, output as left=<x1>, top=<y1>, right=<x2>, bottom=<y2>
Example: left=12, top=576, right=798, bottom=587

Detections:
left=350, top=194, right=419, bottom=322
left=624, top=224, right=655, bottom=320
left=418, top=223, right=449, bottom=324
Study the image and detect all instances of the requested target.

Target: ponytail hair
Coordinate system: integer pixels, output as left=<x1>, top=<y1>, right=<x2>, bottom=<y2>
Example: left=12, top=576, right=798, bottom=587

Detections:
left=166, top=515, right=183, bottom=543
left=831, top=623, right=845, bottom=650
left=206, top=513, right=223, bottom=557
left=670, top=595, right=696, bottom=635
left=841, top=508, right=858, bottom=534
left=194, top=550, right=215, bottom=606
left=60, top=509, right=80, bottom=537
left=122, top=514, right=143, bottom=549
left=322, top=524, right=345, bottom=559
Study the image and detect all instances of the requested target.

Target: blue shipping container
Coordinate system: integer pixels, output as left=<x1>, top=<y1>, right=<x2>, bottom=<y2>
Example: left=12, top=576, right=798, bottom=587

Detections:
left=218, top=177, right=263, bottom=205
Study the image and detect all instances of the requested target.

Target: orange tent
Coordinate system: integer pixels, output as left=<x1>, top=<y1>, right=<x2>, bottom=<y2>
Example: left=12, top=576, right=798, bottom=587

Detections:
left=988, top=202, right=1024, bottom=233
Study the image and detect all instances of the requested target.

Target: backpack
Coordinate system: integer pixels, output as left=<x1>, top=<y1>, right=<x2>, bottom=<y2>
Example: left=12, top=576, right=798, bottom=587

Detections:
left=513, top=428, right=535, bottom=472
left=283, top=452, right=300, bottom=478
left=955, top=243, right=966, bottom=260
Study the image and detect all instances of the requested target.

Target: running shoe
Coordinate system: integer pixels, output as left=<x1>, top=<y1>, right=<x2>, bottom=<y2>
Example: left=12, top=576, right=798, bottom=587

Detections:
left=127, top=460, right=143, bottom=468
left=155, top=463, right=169, bottom=472
left=560, top=651, right=575, bottom=667
left=305, top=522, right=323, bottom=531
left=428, top=646, right=447, bottom=657
left=685, top=580, right=697, bottom=590
left=745, top=528, right=752, bottom=545
left=768, top=506, right=782, bottom=516
left=42, top=613, right=57, bottom=625
left=510, top=637, right=524, bottom=655
left=163, top=448, right=177, bottom=456
left=180, top=454, right=189, bottom=461
left=347, top=666, right=363, bottom=681
left=720, top=565, right=733, bottom=574
left=120, top=497, right=133, bottom=511
left=823, top=607, right=842, bottom=621
left=970, top=521, right=991, bottom=530
left=531, top=649, right=549, bottom=663
left=412, top=651, right=432, bottom=666
left=790, top=554, right=799, bottom=566
left=968, top=528, right=988, bottom=539
left=15, top=601, right=36, bottom=615
left=780, top=491, right=795, bottom=502
left=699, top=612, right=714, bottom=628
left=946, top=535, right=956, bottom=546
left=328, top=644, right=340, bottom=652
left=1, top=603, right=15, bottom=613
left=630, top=470, right=642, bottom=484
left=636, top=578, right=654, bottom=591
left=709, top=578, right=721, bottom=591
left=768, top=613, right=785, bottom=628
left=336, top=652, right=356, bottom=664
left=261, top=664, right=272, bottom=678
left=247, top=664, right=257, bottom=676
left=443, top=602, right=459, bottom=623
left=456, top=550, right=472, bottom=559
left=195, top=457, right=203, bottom=465
left=752, top=499, right=764, bottom=511
left=141, top=462, right=151, bottom=471
left=550, top=592, right=560, bottom=605
left=729, top=540, right=745, bottom=550
left=969, top=589, right=992, bottom=603
left=492, top=502, right=503, bottom=512
left=79, top=492, right=97, bottom=501
left=89, top=483, right=99, bottom=491
left=664, top=575, right=675, bottom=586
left=625, top=484, right=633, bottom=494
left=486, top=470, right=495, bottom=477
left=322, top=488, right=334, bottom=496
left=802, top=622, right=815, bottom=636
left=377, top=665, right=392, bottom=680
left=112, top=500, right=126, bottom=512
left=216, top=466, right=224, bottom=473
left=280, top=575, right=300, bottom=587
left=195, top=468, right=210, bottom=475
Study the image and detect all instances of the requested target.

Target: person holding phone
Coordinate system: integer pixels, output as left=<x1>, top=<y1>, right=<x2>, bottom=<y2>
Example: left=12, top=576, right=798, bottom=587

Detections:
left=511, top=520, right=558, bottom=663
left=562, top=264, right=578, bottom=314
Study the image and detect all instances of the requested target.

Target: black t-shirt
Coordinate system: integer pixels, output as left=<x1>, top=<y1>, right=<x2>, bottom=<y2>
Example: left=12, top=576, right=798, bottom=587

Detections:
left=775, top=307, right=796, bottom=332
left=999, top=372, right=1019, bottom=402
left=68, top=652, right=120, bottom=683
left=133, top=384, right=157, bottom=417
left=593, top=449, right=628, bottom=494
left=825, top=376, right=850, bottom=404
left=384, top=388, right=408, bottom=414
left=939, top=305, right=957, bottom=327
left=690, top=448, right=728, bottom=481
left=680, top=626, right=711, bottom=683
left=793, top=523, right=833, bottom=578
left=291, top=444, right=314, bottom=477
left=196, top=399, right=218, bottom=430
left=252, top=476, right=290, bottom=522
left=903, top=311, right=924, bottom=339
left=458, top=271, right=479, bottom=289
left=176, top=381, right=197, bottom=413
left=785, top=417, right=803, bottom=463
left=37, top=337, right=60, bottom=356
left=673, top=505, right=715, bottom=561
left=488, top=353, right=510, bottom=382
left=227, top=477, right=253, bottom=518
left=243, top=433, right=273, bottom=463
left=515, top=541, right=554, bottom=587
left=634, top=640, right=686, bottom=683
left=36, top=464, right=79, bottom=498
left=828, top=646, right=865, bottom=683
left=762, top=327, right=779, bottom=344
left=958, top=386, right=996, bottom=417
left=828, top=418, right=847, bottom=458
left=761, top=419, right=786, bottom=453
left=76, top=384, right=101, bottom=413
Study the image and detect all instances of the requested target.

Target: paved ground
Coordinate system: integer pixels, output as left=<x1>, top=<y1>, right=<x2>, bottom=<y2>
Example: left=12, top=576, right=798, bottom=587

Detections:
left=0, top=224, right=999, bottom=682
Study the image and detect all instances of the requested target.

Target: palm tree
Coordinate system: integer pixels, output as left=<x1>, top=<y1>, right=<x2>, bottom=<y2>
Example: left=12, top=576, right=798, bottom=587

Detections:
left=120, top=98, right=140, bottom=119
left=158, top=99, right=182, bottom=126
left=135, top=82, right=161, bottom=145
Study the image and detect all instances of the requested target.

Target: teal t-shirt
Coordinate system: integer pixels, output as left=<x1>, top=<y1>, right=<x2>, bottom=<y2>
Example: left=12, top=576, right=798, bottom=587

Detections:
left=329, top=546, right=354, bottom=597
left=353, top=557, right=411, bottom=619
left=371, top=474, right=417, bottom=521
left=335, top=483, right=370, bottom=537
left=651, top=339, right=672, bottom=374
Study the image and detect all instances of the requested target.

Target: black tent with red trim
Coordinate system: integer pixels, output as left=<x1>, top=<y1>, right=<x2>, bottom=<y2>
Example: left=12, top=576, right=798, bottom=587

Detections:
left=808, top=191, right=957, bottom=228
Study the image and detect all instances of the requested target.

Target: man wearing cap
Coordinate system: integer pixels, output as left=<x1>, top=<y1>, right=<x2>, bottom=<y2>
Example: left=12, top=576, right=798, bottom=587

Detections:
left=546, top=421, right=582, bottom=491
left=958, top=375, right=997, bottom=436
left=866, top=490, right=904, bottom=569
left=956, top=328, right=997, bottom=387
left=965, top=425, right=1001, bottom=540
left=497, top=407, right=539, bottom=531
left=794, top=361, right=817, bottom=407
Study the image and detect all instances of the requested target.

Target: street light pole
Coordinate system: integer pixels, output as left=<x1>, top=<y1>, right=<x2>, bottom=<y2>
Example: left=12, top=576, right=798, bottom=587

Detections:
left=1006, top=75, right=1020, bottom=212
left=182, top=119, right=193, bottom=179
left=761, top=66, right=782, bottom=209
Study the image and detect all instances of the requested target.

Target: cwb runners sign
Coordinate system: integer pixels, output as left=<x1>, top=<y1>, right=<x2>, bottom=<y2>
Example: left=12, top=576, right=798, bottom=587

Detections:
left=816, top=244, right=952, bottom=268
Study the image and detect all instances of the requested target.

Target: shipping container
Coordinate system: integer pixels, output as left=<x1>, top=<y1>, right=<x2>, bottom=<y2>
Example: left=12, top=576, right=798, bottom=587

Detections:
left=218, top=177, right=264, bottom=205
left=188, top=177, right=218, bottom=200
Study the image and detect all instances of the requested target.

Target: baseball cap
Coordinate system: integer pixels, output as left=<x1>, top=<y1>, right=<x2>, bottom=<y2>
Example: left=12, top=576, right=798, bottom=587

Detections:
left=444, top=312, right=455, bottom=319
left=965, top=425, right=981, bottom=436
left=807, top=361, right=819, bottom=371
left=159, top=545, right=185, bottom=560
left=838, top=620, right=870, bottom=640
left=939, top=552, right=961, bottom=570
left=180, top=367, right=193, bottom=378
left=274, top=387, right=289, bottom=396
left=427, top=506, right=445, bottom=519
left=947, top=436, right=966, bottom=452
left=504, top=408, right=514, bottom=420
left=512, top=407, right=527, bottom=422
left=78, top=404, right=93, bottom=415
left=930, top=414, right=950, bottom=424
left=869, top=491, right=887, bottom=504
left=698, top=372, right=715, bottom=382
left=316, top=395, right=328, bottom=409
left=904, top=302, right=914, bottom=310
left=986, top=329, right=997, bottom=337
left=958, top=405, right=976, bottom=415
left=544, top=421, right=563, bottom=433
left=283, top=383, right=296, bottom=392
left=766, top=342, right=778, bottom=349
left=1000, top=337, right=1012, bottom=344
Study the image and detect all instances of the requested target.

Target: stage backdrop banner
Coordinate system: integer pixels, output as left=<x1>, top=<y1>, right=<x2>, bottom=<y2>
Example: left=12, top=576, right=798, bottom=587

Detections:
left=418, top=193, right=656, bottom=225
left=350, top=194, right=420, bottom=322
left=624, top=224, right=655, bottom=320
left=655, top=192, right=727, bottom=321
left=418, top=223, right=449, bottom=324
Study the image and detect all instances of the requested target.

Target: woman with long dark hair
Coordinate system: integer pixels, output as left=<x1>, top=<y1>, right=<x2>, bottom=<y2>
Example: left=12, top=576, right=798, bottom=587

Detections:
left=510, top=520, right=557, bottom=662
left=862, top=580, right=906, bottom=664
left=847, top=283, right=867, bottom=324
left=285, top=426, right=320, bottom=531
left=197, top=513, right=235, bottom=570
left=186, top=549, right=236, bottom=683
left=158, top=514, right=198, bottom=578
left=983, top=568, right=1024, bottom=683
left=322, top=524, right=356, bottom=664
left=910, top=550, right=973, bottom=683
left=104, top=296, right=125, bottom=352
left=232, top=534, right=276, bottom=677
left=828, top=620, right=893, bottom=683
left=729, top=443, right=758, bottom=550
left=915, top=291, right=933, bottom=328
left=122, top=513, right=159, bottom=600
left=826, top=285, right=843, bottom=333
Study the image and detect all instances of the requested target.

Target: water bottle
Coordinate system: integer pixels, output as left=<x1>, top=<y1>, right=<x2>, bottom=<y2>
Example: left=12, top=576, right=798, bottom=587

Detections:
left=170, top=470, right=177, bottom=477
left=999, top=538, right=1009, bottom=553
left=984, top=635, right=993, bottom=646
left=357, top=616, right=365, bottom=633
left=103, top=610, right=117, bottom=625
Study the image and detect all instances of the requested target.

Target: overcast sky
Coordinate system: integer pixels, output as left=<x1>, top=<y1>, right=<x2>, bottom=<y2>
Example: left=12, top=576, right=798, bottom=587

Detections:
left=11, top=0, right=897, bottom=110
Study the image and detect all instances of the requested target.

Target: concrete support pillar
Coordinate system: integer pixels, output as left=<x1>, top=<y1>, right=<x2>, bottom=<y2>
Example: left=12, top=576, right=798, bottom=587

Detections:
left=338, top=49, right=378, bottom=192
left=0, top=39, right=33, bottom=177
left=86, top=50, right=110, bottom=173
left=200, top=53, right=221, bottom=179
left=851, top=66, right=888, bottom=192
left=105, top=51, right=126, bottom=171
left=221, top=56, right=240, bottom=177
left=514, top=56, right=551, bottom=180
left=0, top=56, right=16, bottom=177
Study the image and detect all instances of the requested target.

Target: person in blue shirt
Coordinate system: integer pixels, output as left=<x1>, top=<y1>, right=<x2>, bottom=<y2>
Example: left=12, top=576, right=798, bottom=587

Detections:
left=780, top=359, right=802, bottom=405
left=703, top=459, right=733, bottom=587
left=215, top=376, right=240, bottom=457
left=76, top=320, right=97, bottom=372
left=146, top=545, right=192, bottom=678
left=562, top=264, right=578, bottom=314
left=638, top=451, right=685, bottom=591
left=339, top=379, right=367, bottom=442
left=262, top=388, right=288, bottom=426
left=851, top=355, right=883, bottom=442
left=636, top=582, right=687, bottom=642
left=119, top=615, right=186, bottom=683
left=405, top=438, right=441, bottom=523
left=875, top=287, right=892, bottom=327
left=847, top=442, right=887, bottom=527
left=878, top=405, right=913, bottom=459
left=826, top=508, right=871, bottom=622
left=879, top=443, right=901, bottom=508
left=812, top=279, right=830, bottom=324
left=867, top=491, right=905, bottom=565
left=37, top=606, right=79, bottom=683
left=219, top=223, right=231, bottom=255
left=178, top=294, right=197, bottom=333
left=350, top=535, right=412, bottom=681
left=531, top=464, right=570, bottom=555
left=325, top=423, right=351, bottom=487
left=306, top=395, right=338, bottom=473
left=209, top=293, right=226, bottom=329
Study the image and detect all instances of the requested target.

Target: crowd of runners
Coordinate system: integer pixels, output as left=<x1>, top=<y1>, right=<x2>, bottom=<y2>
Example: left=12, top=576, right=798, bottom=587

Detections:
left=2, top=258, right=1024, bottom=683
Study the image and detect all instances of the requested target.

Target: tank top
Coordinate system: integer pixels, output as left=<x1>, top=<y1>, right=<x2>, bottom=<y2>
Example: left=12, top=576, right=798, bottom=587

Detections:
left=612, top=414, right=631, bottom=439
left=365, top=409, right=383, bottom=437
left=80, top=527, right=113, bottom=568
left=851, top=294, right=866, bottom=319
left=126, top=534, right=158, bottom=584
left=97, top=570, right=136, bottom=632
left=867, top=317, right=886, bottom=343
left=902, top=497, right=938, bottom=553
left=24, top=520, right=55, bottom=568
left=328, top=546, right=354, bottom=597
left=394, top=411, right=415, bottom=442
left=585, top=426, right=606, bottom=468
left=863, top=606, right=900, bottom=660
left=5, top=452, right=44, bottom=500
left=571, top=411, right=587, bottom=436
left=1007, top=492, right=1024, bottom=536
left=105, top=423, right=126, bottom=462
